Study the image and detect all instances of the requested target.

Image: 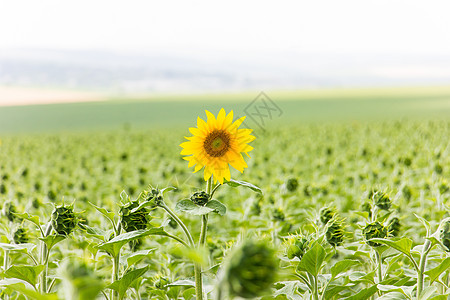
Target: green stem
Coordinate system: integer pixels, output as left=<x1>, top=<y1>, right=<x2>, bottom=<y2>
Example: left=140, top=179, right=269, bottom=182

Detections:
left=417, top=239, right=432, bottom=299
left=306, top=273, right=318, bottom=300
left=47, top=278, right=56, bottom=293
left=111, top=253, right=120, bottom=300
left=195, top=177, right=213, bottom=300
left=40, top=221, right=53, bottom=294
left=160, top=203, right=194, bottom=246
left=376, top=250, right=383, bottom=284
left=3, top=249, right=9, bottom=300
left=314, top=274, right=319, bottom=300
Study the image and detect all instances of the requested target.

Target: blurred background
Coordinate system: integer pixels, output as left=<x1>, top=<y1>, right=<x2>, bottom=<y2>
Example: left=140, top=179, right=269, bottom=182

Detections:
left=1, top=0, right=450, bottom=132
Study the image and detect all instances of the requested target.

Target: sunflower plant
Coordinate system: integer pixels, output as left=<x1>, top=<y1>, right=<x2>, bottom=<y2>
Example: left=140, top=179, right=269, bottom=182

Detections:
left=175, top=108, right=260, bottom=299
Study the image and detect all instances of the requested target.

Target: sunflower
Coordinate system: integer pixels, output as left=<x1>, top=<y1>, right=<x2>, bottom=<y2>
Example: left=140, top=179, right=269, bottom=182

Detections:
left=180, top=108, right=255, bottom=184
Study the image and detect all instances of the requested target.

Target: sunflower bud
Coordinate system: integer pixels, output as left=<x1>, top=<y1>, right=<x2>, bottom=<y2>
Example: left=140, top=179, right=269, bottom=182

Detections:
left=438, top=217, right=450, bottom=252
left=141, top=188, right=163, bottom=207
left=319, top=207, right=336, bottom=225
left=119, top=200, right=151, bottom=232
left=387, top=217, right=401, bottom=237
left=363, top=221, right=388, bottom=247
left=168, top=217, right=178, bottom=229
left=222, top=239, right=277, bottom=299
left=361, top=202, right=372, bottom=218
left=325, top=218, right=345, bottom=247
left=190, top=191, right=210, bottom=206
left=51, top=205, right=77, bottom=236
left=271, top=207, right=285, bottom=222
left=153, top=275, right=170, bottom=289
left=286, top=178, right=299, bottom=192
left=2, top=201, right=20, bottom=222
left=13, top=228, right=29, bottom=244
left=374, top=192, right=391, bottom=210
left=286, top=235, right=311, bottom=260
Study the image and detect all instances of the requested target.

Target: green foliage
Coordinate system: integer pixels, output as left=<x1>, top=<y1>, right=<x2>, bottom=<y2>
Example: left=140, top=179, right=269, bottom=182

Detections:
left=0, top=112, right=448, bottom=299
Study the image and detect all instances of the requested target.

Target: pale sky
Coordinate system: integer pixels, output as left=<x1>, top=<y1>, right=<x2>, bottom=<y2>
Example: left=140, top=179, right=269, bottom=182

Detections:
left=1, top=0, right=450, bottom=59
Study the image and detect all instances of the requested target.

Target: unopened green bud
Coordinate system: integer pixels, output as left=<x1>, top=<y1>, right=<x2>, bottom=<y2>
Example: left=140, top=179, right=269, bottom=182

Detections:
left=271, top=207, right=285, bottom=222
left=439, top=217, right=450, bottom=252
left=168, top=217, right=178, bottom=229
left=363, top=221, right=388, bottom=247
left=13, top=228, right=29, bottom=244
left=374, top=192, right=391, bottom=210
left=286, top=178, right=299, bottom=192
left=153, top=275, right=170, bottom=289
left=388, top=217, right=401, bottom=237
left=119, top=200, right=151, bottom=232
left=51, top=205, right=77, bottom=236
left=286, top=236, right=310, bottom=260
left=326, top=218, right=345, bottom=247
left=361, top=202, right=372, bottom=218
left=190, top=191, right=209, bottom=206
left=141, top=188, right=163, bottom=207
left=222, top=239, right=278, bottom=299
left=319, top=207, right=336, bottom=225
left=2, top=201, right=20, bottom=222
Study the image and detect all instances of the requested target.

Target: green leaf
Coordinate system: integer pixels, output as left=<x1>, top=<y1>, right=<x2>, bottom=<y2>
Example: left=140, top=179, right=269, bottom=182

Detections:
left=161, top=187, right=177, bottom=195
left=13, top=213, right=41, bottom=229
left=78, top=223, right=109, bottom=241
left=98, top=228, right=169, bottom=257
left=0, top=243, right=35, bottom=252
left=419, top=286, right=438, bottom=300
left=429, top=295, right=449, bottom=300
left=3, top=265, right=44, bottom=287
left=343, top=284, right=378, bottom=300
left=205, top=200, right=226, bottom=216
left=369, top=238, right=412, bottom=257
left=167, top=279, right=195, bottom=287
left=89, top=202, right=116, bottom=226
left=175, top=200, right=214, bottom=215
left=223, top=179, right=262, bottom=194
left=108, top=266, right=149, bottom=300
left=331, top=259, right=361, bottom=279
left=414, top=214, right=431, bottom=236
left=424, top=257, right=450, bottom=284
left=377, top=292, right=408, bottom=300
left=122, top=249, right=155, bottom=268
left=38, top=235, right=66, bottom=250
left=0, top=280, right=58, bottom=300
left=273, top=281, right=301, bottom=299
left=297, top=243, right=325, bottom=276
left=324, top=284, right=354, bottom=300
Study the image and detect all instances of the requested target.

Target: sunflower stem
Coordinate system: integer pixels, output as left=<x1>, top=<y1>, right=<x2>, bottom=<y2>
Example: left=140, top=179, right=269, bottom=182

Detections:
left=40, top=221, right=52, bottom=294
left=195, top=177, right=213, bottom=300
left=160, top=203, right=194, bottom=247
left=417, top=239, right=432, bottom=298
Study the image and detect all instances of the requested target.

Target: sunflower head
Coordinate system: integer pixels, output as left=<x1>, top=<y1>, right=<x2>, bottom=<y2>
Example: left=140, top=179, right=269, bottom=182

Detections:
left=180, top=109, right=255, bottom=184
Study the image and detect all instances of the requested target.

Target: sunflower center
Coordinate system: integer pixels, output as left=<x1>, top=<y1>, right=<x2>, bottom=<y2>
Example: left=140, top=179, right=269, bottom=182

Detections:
left=203, top=130, right=230, bottom=157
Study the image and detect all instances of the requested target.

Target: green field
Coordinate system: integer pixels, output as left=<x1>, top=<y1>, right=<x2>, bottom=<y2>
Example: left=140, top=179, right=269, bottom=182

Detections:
left=1, top=86, right=450, bottom=134
left=0, top=87, right=449, bottom=299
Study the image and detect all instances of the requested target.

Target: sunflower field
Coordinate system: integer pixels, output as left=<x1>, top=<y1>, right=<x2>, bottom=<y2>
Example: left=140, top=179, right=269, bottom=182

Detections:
left=0, top=92, right=449, bottom=300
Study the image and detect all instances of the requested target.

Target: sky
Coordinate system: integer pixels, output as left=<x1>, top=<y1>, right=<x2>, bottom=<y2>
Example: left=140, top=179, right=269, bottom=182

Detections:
left=1, top=0, right=450, bottom=59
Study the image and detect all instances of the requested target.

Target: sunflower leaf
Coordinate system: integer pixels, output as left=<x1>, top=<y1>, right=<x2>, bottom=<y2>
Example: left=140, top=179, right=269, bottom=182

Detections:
left=223, top=179, right=262, bottom=194
left=98, top=228, right=169, bottom=257
left=175, top=200, right=214, bottom=215
left=38, top=235, right=66, bottom=251
left=205, top=200, right=227, bottom=216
